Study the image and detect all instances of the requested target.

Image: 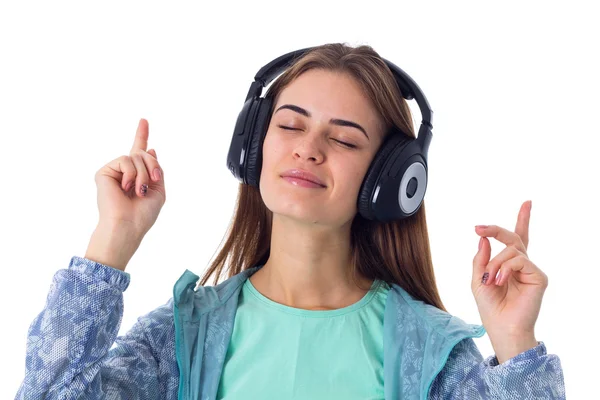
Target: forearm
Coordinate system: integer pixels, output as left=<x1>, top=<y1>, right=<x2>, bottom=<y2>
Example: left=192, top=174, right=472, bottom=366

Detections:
left=429, top=338, right=566, bottom=399
left=15, top=256, right=131, bottom=398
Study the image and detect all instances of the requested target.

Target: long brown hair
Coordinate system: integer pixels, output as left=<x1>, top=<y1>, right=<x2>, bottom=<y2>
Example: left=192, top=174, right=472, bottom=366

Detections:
left=198, top=43, right=447, bottom=312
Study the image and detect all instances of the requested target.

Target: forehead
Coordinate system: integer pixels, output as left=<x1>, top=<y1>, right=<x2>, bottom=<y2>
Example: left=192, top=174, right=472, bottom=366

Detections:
left=274, top=69, right=383, bottom=133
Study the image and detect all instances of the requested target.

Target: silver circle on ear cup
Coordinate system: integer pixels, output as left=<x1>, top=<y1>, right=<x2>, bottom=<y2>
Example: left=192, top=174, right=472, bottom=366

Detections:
left=398, top=162, right=427, bottom=214
left=239, top=148, right=246, bottom=170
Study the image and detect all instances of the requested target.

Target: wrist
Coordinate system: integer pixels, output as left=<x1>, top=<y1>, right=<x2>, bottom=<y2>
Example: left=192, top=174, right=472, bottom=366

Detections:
left=85, top=223, right=141, bottom=272
left=490, top=333, right=539, bottom=364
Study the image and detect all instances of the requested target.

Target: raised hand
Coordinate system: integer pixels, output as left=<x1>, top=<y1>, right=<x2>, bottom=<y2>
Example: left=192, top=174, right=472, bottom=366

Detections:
left=471, top=200, right=547, bottom=363
left=86, top=118, right=167, bottom=270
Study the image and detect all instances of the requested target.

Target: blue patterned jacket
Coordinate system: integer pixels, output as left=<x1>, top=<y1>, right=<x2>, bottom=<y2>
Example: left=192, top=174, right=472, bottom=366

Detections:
left=15, top=256, right=565, bottom=399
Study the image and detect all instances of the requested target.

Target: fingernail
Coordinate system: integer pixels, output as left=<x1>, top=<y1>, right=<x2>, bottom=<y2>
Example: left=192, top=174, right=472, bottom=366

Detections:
left=481, top=272, right=489, bottom=285
left=141, top=184, right=148, bottom=196
left=495, top=271, right=503, bottom=286
left=476, top=225, right=488, bottom=229
left=153, top=168, right=161, bottom=181
left=125, top=181, right=133, bottom=191
left=478, top=237, right=484, bottom=251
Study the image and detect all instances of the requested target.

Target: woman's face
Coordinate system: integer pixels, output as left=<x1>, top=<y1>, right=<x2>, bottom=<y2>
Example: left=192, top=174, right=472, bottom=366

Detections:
left=259, top=68, right=386, bottom=227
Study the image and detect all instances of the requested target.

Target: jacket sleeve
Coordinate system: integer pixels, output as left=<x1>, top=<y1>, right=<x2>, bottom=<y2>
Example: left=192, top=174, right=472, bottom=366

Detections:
left=428, top=337, right=566, bottom=399
left=14, top=256, right=170, bottom=400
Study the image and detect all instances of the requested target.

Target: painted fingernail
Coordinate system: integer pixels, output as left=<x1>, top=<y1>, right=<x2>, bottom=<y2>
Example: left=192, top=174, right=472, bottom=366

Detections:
left=481, top=272, right=489, bottom=285
left=495, top=271, right=503, bottom=286
left=141, top=184, right=148, bottom=196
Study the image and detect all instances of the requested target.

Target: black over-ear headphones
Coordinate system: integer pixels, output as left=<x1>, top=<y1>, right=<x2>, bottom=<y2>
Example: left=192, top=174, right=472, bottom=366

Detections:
left=226, top=46, right=433, bottom=223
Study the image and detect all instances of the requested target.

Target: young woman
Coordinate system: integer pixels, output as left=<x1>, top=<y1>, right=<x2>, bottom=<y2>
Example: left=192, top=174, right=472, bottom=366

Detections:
left=16, top=43, right=565, bottom=399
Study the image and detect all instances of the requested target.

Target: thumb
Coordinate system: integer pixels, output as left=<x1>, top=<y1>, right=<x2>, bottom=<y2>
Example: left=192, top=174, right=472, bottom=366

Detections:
left=473, top=236, right=491, bottom=286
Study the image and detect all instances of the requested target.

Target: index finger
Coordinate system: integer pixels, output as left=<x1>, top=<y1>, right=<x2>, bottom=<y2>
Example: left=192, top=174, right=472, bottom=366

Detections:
left=131, top=118, right=149, bottom=153
left=475, top=225, right=526, bottom=253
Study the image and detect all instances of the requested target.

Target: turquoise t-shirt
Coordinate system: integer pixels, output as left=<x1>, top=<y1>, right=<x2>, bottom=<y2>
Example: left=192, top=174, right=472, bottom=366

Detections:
left=216, top=276, right=391, bottom=399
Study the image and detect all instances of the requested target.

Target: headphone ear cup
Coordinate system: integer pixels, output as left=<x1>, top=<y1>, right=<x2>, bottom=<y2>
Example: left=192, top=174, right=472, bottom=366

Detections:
left=357, top=133, right=412, bottom=221
left=245, top=96, right=274, bottom=187
left=227, top=98, right=255, bottom=183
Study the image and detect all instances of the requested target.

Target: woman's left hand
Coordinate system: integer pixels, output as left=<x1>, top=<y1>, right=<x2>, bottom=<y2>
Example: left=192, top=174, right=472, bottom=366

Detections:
left=471, top=200, right=548, bottom=363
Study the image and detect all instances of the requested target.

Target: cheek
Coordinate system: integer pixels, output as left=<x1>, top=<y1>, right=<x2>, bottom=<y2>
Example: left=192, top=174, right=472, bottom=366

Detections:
left=330, top=162, right=369, bottom=199
left=259, top=132, right=283, bottom=182
left=261, top=132, right=281, bottom=167
left=262, top=127, right=281, bottom=151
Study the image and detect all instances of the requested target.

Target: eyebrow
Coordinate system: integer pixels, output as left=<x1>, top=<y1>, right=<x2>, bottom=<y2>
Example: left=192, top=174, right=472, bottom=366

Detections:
left=275, top=104, right=369, bottom=141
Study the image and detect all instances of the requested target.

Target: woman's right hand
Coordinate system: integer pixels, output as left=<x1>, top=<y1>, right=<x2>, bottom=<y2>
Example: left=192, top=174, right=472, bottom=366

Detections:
left=93, top=118, right=166, bottom=241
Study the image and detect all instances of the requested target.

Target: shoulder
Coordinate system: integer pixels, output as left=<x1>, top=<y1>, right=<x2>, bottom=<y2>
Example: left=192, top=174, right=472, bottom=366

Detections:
left=174, top=266, right=258, bottom=312
left=387, top=283, right=484, bottom=338
left=134, top=297, right=176, bottom=355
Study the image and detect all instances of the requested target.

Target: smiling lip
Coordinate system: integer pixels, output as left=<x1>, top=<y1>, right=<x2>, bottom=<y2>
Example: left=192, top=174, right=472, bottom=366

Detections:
left=280, top=169, right=326, bottom=187
left=282, top=177, right=325, bottom=188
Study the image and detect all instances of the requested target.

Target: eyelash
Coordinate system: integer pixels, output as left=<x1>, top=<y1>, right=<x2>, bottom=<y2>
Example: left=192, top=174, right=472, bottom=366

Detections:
left=277, top=125, right=357, bottom=149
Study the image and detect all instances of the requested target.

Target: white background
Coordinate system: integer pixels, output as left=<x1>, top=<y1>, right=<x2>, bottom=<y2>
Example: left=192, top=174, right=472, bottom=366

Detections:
left=1, top=0, right=596, bottom=397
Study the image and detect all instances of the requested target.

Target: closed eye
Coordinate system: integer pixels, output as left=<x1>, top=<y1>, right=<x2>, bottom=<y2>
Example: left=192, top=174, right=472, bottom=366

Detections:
left=333, top=140, right=357, bottom=149
left=277, top=125, right=357, bottom=149
left=278, top=125, right=300, bottom=131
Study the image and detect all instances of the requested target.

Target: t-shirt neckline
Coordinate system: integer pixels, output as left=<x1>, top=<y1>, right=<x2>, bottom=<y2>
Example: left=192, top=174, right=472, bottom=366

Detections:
left=243, top=277, right=383, bottom=318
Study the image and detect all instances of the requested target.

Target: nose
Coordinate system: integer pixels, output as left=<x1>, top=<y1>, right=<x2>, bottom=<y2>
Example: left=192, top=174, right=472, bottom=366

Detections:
left=293, top=130, right=325, bottom=163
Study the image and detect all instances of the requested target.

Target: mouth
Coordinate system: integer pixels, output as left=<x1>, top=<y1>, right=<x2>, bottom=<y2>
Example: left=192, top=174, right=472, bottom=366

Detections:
left=281, top=176, right=326, bottom=189
left=280, top=169, right=327, bottom=187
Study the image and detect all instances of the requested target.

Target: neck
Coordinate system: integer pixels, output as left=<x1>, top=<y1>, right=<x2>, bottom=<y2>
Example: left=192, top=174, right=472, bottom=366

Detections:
left=249, top=214, right=373, bottom=310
